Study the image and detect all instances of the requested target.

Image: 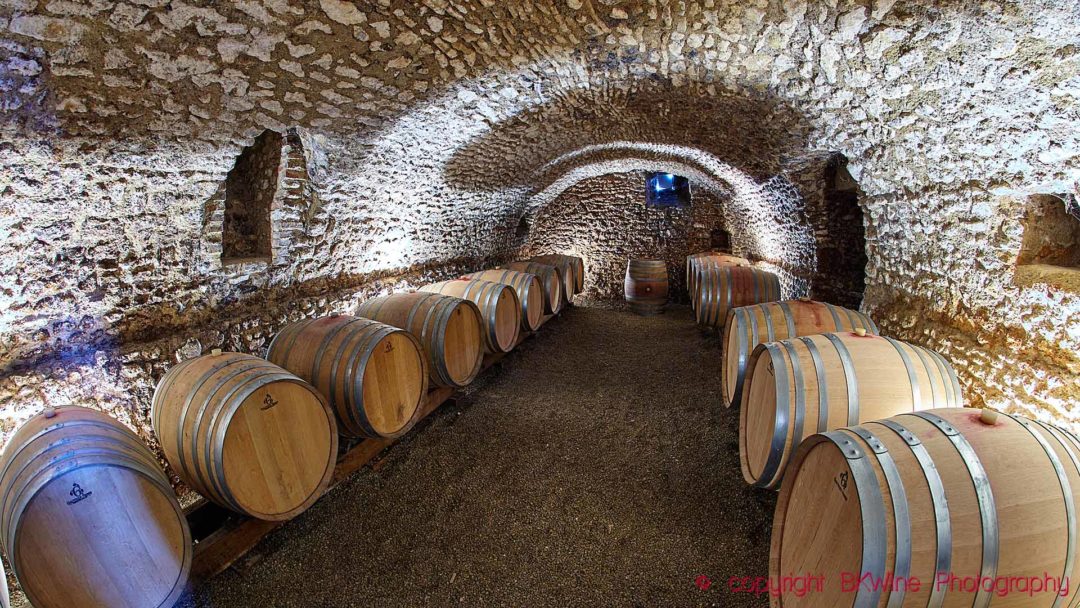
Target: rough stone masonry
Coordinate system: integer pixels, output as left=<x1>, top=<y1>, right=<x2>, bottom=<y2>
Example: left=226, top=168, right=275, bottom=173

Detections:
left=0, top=0, right=1078, bottom=492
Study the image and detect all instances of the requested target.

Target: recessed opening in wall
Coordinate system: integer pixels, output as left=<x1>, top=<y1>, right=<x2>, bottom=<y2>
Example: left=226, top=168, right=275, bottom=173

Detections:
left=1015, top=194, right=1080, bottom=292
left=645, top=173, right=691, bottom=208
left=516, top=215, right=530, bottom=239
left=709, top=228, right=731, bottom=251
left=221, top=130, right=284, bottom=265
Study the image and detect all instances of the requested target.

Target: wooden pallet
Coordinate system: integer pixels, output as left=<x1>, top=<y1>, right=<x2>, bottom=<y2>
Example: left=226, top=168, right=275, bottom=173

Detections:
left=184, top=312, right=557, bottom=581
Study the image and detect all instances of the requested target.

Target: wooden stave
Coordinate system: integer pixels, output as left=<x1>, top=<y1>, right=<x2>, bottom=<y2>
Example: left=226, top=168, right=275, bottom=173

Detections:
left=720, top=300, right=880, bottom=408
left=738, top=332, right=962, bottom=490
left=464, top=269, right=544, bottom=332
left=694, top=265, right=781, bottom=327
left=0, top=407, right=191, bottom=608
left=624, top=259, right=669, bottom=315
left=356, top=292, right=485, bottom=388
left=420, top=280, right=522, bottom=354
left=152, top=354, right=338, bottom=521
left=769, top=408, right=1080, bottom=608
left=266, top=315, right=429, bottom=439
left=503, top=262, right=563, bottom=315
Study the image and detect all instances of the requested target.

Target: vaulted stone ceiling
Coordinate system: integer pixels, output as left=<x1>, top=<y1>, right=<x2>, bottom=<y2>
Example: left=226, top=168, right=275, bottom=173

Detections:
left=4, top=0, right=1076, bottom=194
left=1, top=0, right=1078, bottom=438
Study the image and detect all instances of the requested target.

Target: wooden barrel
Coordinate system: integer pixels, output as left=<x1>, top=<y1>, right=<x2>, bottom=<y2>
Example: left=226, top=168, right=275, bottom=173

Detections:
left=356, top=292, right=484, bottom=388
left=541, top=254, right=584, bottom=294
left=686, top=252, right=750, bottom=308
left=421, top=279, right=522, bottom=354
left=694, top=264, right=780, bottom=327
left=530, top=255, right=582, bottom=301
left=152, top=353, right=337, bottom=521
left=267, top=315, right=428, bottom=439
left=721, top=299, right=879, bottom=407
left=464, top=269, right=544, bottom=332
left=771, top=408, right=1080, bottom=608
left=503, top=261, right=563, bottom=315
left=567, top=255, right=586, bottom=294
left=740, top=331, right=962, bottom=489
left=623, top=259, right=669, bottom=315
left=0, top=406, right=191, bottom=608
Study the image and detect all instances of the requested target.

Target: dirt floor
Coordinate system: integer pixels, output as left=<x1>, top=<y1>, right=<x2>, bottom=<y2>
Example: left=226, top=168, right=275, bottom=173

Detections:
left=180, top=304, right=776, bottom=607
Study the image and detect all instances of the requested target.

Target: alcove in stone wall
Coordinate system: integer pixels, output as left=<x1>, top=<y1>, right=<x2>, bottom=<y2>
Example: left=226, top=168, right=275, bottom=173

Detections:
left=221, top=130, right=284, bottom=265
left=1015, top=194, right=1080, bottom=293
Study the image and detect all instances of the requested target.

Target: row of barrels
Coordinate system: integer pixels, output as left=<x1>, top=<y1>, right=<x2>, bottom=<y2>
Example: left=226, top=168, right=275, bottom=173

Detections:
left=686, top=251, right=782, bottom=327
left=684, top=252, right=962, bottom=492
left=695, top=252, right=1080, bottom=607
left=0, top=254, right=584, bottom=608
left=622, top=252, right=779, bottom=319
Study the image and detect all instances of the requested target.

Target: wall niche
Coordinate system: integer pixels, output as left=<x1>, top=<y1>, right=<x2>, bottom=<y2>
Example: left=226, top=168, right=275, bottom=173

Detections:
left=1015, top=194, right=1080, bottom=293
left=221, top=130, right=285, bottom=265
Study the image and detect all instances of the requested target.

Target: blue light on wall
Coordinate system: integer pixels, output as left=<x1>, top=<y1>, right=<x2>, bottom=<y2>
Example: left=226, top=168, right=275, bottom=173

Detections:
left=645, top=173, right=691, bottom=208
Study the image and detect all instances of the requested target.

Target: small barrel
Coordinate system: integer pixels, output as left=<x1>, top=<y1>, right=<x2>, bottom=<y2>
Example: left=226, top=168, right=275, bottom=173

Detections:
left=503, top=261, right=563, bottom=315
left=421, top=279, right=522, bottom=354
left=686, top=252, right=749, bottom=307
left=530, top=255, right=580, bottom=303
left=739, top=331, right=962, bottom=489
left=152, top=353, right=338, bottom=521
left=356, top=292, right=484, bottom=388
left=720, top=299, right=879, bottom=407
left=694, top=265, right=780, bottom=327
left=0, top=406, right=192, bottom=608
left=267, top=315, right=429, bottom=439
left=623, top=259, right=669, bottom=315
left=771, top=408, right=1080, bottom=608
left=464, top=269, right=544, bottom=332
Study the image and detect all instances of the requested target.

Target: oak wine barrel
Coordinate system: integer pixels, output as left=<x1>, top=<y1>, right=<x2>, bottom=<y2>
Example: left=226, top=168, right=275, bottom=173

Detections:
left=0, top=406, right=191, bottom=608
left=623, top=259, right=669, bottom=315
left=686, top=252, right=750, bottom=308
left=356, top=292, right=484, bottom=388
left=267, top=315, right=428, bottom=439
left=503, top=261, right=563, bottom=315
left=740, top=331, right=962, bottom=489
left=694, top=264, right=780, bottom=327
left=535, top=254, right=584, bottom=294
left=721, top=299, right=879, bottom=407
left=464, top=269, right=545, bottom=332
left=530, top=254, right=582, bottom=301
left=556, top=254, right=585, bottom=294
left=771, top=408, right=1080, bottom=608
left=152, top=352, right=338, bottom=520
left=421, top=279, right=522, bottom=354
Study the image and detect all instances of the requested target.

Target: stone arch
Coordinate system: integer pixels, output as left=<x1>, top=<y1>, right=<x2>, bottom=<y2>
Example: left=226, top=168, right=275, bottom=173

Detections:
left=519, top=142, right=821, bottom=299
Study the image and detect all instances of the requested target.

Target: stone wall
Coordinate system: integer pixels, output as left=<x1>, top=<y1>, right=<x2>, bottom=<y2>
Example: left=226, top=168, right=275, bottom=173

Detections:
left=1, top=0, right=1078, bottom=463
left=524, top=171, right=731, bottom=303
left=524, top=169, right=829, bottom=304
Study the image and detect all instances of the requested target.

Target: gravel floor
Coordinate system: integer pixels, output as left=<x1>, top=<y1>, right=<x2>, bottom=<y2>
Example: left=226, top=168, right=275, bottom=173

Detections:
left=180, top=304, right=775, bottom=607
